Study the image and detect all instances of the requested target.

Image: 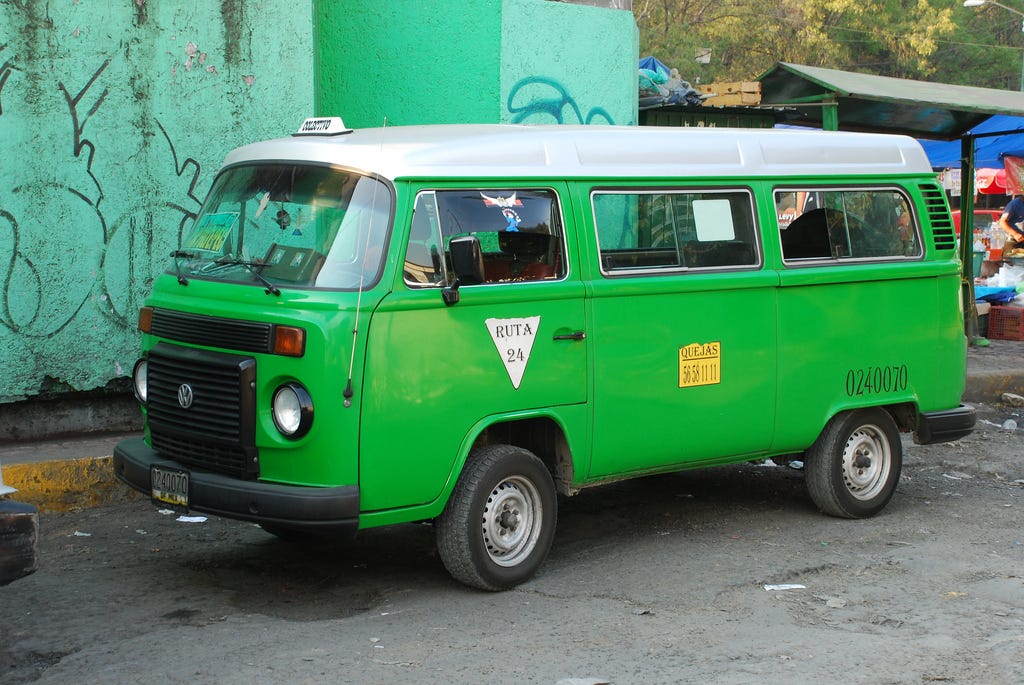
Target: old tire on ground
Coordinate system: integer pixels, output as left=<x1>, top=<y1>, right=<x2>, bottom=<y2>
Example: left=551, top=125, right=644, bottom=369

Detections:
left=804, top=408, right=902, bottom=519
left=436, top=444, right=557, bottom=591
left=0, top=499, right=40, bottom=586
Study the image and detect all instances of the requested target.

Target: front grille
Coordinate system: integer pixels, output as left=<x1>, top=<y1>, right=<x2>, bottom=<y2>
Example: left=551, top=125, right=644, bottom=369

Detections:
left=919, top=184, right=957, bottom=252
left=150, top=308, right=273, bottom=353
left=146, top=342, right=258, bottom=479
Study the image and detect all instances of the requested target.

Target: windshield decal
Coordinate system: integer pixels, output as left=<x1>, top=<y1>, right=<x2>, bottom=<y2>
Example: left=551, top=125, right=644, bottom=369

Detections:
left=184, top=212, right=238, bottom=252
left=480, top=192, right=523, bottom=232
left=486, top=316, right=540, bottom=389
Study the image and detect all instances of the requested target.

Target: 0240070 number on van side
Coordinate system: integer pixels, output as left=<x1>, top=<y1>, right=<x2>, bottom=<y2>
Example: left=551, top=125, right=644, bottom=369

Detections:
left=845, top=364, right=909, bottom=397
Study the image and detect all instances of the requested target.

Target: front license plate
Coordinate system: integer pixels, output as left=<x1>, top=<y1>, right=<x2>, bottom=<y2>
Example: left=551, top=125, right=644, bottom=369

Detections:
left=151, top=465, right=189, bottom=511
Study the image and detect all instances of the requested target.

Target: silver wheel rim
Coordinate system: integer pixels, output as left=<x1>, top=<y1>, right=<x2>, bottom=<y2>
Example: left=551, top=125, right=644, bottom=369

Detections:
left=481, top=475, right=543, bottom=567
left=841, top=423, right=892, bottom=501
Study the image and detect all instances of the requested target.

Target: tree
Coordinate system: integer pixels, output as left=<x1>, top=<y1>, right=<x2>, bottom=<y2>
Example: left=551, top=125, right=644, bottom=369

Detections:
left=943, top=2, right=1024, bottom=90
left=633, top=0, right=1012, bottom=87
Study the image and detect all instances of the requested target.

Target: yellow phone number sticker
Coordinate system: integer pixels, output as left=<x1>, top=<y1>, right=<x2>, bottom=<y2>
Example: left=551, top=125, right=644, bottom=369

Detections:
left=678, top=341, right=721, bottom=388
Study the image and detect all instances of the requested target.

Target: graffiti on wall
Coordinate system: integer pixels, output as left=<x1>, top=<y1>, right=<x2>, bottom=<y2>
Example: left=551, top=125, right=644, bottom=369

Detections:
left=0, top=0, right=314, bottom=402
left=1, top=59, right=202, bottom=340
left=506, top=76, right=616, bottom=125
left=0, top=39, right=213, bottom=399
left=59, top=58, right=110, bottom=208
left=0, top=47, right=13, bottom=115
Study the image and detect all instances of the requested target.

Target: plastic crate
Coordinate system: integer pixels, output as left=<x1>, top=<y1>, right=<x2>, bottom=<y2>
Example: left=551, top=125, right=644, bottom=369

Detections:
left=988, top=306, right=1024, bottom=341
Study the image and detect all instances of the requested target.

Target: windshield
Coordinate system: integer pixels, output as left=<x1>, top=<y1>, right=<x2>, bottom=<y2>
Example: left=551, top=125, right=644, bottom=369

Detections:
left=173, top=164, right=392, bottom=290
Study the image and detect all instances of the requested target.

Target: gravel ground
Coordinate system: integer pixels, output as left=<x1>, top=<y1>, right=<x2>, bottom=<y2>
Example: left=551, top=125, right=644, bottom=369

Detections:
left=2, top=402, right=1023, bottom=685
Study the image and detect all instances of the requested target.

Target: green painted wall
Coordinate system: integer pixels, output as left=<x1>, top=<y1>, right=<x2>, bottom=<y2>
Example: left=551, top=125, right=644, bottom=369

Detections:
left=1, top=0, right=635, bottom=411
left=0, top=2, right=314, bottom=402
left=315, top=0, right=637, bottom=127
left=315, top=1, right=502, bottom=126
left=501, top=0, right=637, bottom=125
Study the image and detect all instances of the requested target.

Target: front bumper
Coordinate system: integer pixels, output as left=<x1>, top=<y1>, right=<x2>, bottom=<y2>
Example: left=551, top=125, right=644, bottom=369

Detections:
left=113, top=437, right=360, bottom=535
left=915, top=404, right=976, bottom=445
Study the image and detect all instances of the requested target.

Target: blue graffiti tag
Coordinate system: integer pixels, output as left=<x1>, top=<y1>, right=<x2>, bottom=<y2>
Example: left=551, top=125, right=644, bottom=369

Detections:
left=506, top=76, right=615, bottom=125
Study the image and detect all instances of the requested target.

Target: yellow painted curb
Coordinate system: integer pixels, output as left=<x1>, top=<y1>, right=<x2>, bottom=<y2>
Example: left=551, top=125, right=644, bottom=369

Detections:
left=1, top=457, right=140, bottom=513
left=963, top=371, right=1024, bottom=403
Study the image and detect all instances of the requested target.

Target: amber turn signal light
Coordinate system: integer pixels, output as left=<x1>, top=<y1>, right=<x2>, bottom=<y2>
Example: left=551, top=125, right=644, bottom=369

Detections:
left=137, top=307, right=153, bottom=333
left=273, top=325, right=306, bottom=357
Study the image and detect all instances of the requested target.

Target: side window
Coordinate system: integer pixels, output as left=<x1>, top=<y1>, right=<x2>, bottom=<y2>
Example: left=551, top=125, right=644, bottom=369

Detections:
left=404, top=188, right=565, bottom=287
left=593, top=189, right=759, bottom=273
left=777, top=188, right=920, bottom=262
left=403, top=192, right=447, bottom=285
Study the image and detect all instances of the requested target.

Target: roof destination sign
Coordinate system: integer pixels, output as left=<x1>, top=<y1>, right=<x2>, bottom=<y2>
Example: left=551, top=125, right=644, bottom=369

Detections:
left=294, top=117, right=352, bottom=136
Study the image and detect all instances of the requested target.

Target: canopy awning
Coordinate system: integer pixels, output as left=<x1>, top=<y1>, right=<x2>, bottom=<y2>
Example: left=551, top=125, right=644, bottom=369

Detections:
left=976, top=168, right=1008, bottom=195
left=919, top=115, right=1024, bottom=168
left=758, top=62, right=1024, bottom=140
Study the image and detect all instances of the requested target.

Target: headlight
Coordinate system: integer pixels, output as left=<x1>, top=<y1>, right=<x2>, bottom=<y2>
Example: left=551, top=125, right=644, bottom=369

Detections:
left=132, top=359, right=148, bottom=403
left=272, top=383, right=313, bottom=439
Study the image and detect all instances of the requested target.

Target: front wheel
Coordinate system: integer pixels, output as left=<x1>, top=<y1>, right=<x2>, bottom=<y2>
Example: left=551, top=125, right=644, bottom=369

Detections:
left=804, top=408, right=902, bottom=518
left=436, top=444, right=557, bottom=591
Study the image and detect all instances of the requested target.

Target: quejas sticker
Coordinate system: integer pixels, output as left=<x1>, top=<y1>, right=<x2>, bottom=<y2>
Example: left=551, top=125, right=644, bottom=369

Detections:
left=486, top=316, right=540, bottom=389
left=678, top=341, right=721, bottom=388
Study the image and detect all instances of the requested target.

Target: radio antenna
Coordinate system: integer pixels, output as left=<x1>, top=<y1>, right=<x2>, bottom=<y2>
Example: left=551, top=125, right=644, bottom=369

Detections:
left=344, top=116, right=387, bottom=408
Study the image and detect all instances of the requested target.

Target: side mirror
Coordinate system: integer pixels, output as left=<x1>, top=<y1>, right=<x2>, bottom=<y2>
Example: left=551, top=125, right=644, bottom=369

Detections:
left=442, top=235, right=485, bottom=306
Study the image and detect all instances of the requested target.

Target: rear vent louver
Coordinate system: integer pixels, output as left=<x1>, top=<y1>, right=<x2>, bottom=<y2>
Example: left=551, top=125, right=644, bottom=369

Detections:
left=919, top=184, right=957, bottom=252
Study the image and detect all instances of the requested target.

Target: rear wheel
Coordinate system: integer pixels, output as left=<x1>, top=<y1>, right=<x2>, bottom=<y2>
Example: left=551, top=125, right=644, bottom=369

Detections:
left=436, top=444, right=557, bottom=591
left=805, top=408, right=902, bottom=518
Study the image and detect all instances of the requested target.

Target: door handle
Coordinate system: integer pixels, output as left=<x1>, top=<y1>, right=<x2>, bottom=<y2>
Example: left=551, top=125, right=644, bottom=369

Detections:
left=553, top=330, right=586, bottom=341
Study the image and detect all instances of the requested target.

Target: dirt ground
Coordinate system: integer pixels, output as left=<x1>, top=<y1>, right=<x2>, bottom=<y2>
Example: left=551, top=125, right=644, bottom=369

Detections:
left=2, top=402, right=1023, bottom=685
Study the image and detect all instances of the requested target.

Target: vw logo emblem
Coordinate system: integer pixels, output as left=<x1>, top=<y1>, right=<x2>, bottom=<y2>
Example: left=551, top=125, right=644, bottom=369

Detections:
left=177, top=383, right=195, bottom=409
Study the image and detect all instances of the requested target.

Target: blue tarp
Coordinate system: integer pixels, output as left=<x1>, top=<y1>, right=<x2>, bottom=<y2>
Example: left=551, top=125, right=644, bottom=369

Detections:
left=639, top=56, right=671, bottom=78
left=638, top=56, right=703, bottom=108
left=919, top=115, right=1024, bottom=169
left=975, top=285, right=1019, bottom=303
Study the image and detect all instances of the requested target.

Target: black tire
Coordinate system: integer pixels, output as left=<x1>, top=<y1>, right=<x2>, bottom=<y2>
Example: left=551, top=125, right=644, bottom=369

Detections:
left=804, top=408, right=902, bottom=518
left=0, top=500, right=39, bottom=586
left=436, top=444, right=557, bottom=591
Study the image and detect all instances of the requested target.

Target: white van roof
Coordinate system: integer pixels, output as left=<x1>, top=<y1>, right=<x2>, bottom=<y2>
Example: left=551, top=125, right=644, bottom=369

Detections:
left=222, top=124, right=934, bottom=181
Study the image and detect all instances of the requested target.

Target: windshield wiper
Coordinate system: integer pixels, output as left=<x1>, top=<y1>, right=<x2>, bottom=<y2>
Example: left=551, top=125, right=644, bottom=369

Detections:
left=208, top=257, right=282, bottom=296
left=169, top=249, right=199, bottom=286
left=246, top=262, right=281, bottom=296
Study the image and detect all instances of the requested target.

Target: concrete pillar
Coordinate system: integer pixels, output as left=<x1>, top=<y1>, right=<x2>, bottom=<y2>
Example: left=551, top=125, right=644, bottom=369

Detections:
left=313, top=0, right=638, bottom=127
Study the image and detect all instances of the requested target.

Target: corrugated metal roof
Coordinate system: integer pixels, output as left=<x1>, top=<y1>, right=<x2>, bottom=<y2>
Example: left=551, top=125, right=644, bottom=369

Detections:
left=759, top=62, right=1024, bottom=140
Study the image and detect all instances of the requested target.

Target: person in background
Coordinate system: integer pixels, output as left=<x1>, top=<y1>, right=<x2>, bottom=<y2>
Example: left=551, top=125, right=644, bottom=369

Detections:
left=997, top=193, right=1024, bottom=258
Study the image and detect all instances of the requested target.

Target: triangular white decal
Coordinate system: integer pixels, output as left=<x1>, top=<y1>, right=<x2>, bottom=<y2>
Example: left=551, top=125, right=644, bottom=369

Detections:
left=486, top=316, right=541, bottom=390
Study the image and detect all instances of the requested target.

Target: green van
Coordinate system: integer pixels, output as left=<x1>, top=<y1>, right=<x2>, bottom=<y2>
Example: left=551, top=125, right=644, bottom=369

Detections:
left=114, top=119, right=975, bottom=590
